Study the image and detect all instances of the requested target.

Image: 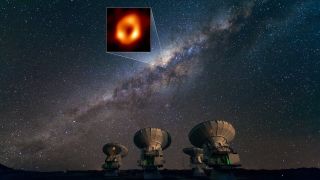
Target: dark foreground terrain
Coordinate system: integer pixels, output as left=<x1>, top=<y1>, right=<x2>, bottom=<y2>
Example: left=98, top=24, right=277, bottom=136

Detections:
left=1, top=164, right=320, bottom=180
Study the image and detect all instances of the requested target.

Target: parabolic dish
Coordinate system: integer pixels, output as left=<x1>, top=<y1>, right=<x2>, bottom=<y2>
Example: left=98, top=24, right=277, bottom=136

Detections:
left=103, top=143, right=128, bottom=157
left=188, top=120, right=235, bottom=148
left=134, top=127, right=171, bottom=150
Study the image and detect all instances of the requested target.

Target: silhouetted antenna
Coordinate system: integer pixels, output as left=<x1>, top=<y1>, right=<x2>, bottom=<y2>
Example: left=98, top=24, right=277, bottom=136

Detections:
left=102, top=143, right=128, bottom=177
left=183, top=147, right=206, bottom=177
left=188, top=120, right=241, bottom=178
left=134, top=127, right=171, bottom=179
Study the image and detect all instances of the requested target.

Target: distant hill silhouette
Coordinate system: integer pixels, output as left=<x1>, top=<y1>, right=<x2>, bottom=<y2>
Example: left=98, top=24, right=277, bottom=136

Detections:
left=0, top=163, right=11, bottom=172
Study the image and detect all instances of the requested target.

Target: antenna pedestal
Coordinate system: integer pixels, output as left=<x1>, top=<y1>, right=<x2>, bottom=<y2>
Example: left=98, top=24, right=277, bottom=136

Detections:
left=101, top=143, right=128, bottom=177
left=143, top=167, right=161, bottom=179
left=192, top=166, right=205, bottom=177
left=103, top=169, right=119, bottom=177
left=183, top=147, right=206, bottom=177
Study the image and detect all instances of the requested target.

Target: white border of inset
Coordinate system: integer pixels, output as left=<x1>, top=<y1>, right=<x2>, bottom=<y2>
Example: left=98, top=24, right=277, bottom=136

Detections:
left=106, top=7, right=152, bottom=53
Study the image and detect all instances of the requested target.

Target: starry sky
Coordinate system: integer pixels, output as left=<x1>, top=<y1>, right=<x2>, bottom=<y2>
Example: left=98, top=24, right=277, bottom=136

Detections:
left=0, top=0, right=320, bottom=171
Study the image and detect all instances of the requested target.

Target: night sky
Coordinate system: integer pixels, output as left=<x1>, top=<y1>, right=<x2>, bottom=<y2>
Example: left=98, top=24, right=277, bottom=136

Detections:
left=1, top=0, right=320, bottom=171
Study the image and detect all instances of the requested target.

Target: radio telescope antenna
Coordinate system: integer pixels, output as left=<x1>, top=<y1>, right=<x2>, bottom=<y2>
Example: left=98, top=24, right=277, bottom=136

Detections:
left=134, top=127, right=171, bottom=179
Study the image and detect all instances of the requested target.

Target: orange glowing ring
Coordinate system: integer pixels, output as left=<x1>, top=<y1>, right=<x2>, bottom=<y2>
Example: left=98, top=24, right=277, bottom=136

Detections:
left=115, top=14, right=141, bottom=45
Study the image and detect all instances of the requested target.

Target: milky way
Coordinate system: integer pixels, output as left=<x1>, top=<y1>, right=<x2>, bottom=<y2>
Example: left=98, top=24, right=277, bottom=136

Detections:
left=1, top=0, right=319, bottom=171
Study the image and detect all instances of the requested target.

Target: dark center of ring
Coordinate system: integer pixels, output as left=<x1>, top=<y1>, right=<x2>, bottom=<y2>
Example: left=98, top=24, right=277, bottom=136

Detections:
left=125, top=26, right=134, bottom=36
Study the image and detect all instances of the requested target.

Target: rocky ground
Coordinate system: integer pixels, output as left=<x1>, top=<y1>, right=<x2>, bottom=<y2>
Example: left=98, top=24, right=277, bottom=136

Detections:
left=1, top=164, right=320, bottom=179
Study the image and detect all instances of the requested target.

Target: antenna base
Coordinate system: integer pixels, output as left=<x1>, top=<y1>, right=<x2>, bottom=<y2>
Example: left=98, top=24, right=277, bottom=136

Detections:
left=103, top=169, right=119, bottom=177
left=144, top=168, right=161, bottom=179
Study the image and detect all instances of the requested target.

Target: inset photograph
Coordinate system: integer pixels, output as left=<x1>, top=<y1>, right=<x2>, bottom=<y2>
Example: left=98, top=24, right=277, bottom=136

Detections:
left=106, top=8, right=151, bottom=52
